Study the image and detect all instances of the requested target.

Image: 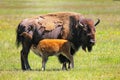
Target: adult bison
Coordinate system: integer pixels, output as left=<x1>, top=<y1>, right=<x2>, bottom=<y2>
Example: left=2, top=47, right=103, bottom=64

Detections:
left=16, top=12, right=100, bottom=70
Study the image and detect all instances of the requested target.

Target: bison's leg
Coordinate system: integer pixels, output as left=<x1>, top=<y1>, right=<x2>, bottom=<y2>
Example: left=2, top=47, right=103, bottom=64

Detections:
left=21, top=49, right=31, bottom=70
left=58, top=54, right=67, bottom=70
left=20, top=50, right=26, bottom=70
left=41, top=56, right=48, bottom=71
left=21, top=42, right=31, bottom=70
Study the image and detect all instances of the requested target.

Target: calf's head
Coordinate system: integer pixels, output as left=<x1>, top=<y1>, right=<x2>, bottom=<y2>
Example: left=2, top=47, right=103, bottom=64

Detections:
left=20, top=26, right=45, bottom=45
left=20, top=32, right=32, bottom=40
left=77, top=18, right=100, bottom=52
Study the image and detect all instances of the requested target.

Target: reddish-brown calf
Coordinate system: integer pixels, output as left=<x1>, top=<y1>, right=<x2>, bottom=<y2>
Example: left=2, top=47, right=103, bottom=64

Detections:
left=31, top=39, right=74, bottom=71
left=20, top=32, right=74, bottom=70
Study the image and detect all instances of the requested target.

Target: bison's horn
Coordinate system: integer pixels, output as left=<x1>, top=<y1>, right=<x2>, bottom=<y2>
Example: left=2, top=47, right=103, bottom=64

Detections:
left=79, top=21, right=84, bottom=27
left=94, top=18, right=100, bottom=26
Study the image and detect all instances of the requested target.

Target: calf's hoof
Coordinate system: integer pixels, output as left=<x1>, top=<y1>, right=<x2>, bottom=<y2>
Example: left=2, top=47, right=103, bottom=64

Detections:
left=41, top=68, right=45, bottom=71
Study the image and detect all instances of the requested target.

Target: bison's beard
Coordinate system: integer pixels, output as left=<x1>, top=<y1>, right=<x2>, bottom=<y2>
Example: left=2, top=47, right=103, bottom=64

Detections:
left=82, top=44, right=93, bottom=52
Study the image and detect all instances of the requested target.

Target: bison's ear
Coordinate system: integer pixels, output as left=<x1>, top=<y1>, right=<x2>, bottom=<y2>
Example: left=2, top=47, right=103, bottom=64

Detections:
left=94, top=19, right=100, bottom=26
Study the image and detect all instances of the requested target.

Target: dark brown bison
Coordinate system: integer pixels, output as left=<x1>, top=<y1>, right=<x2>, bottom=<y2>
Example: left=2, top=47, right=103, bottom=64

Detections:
left=16, top=12, right=100, bottom=70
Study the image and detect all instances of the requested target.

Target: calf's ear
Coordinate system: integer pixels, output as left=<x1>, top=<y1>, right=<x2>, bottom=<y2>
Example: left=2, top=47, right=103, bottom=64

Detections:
left=20, top=32, right=32, bottom=40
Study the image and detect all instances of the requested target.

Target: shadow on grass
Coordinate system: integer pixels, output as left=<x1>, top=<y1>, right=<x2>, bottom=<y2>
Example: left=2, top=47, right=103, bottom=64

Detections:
left=30, top=68, right=69, bottom=71
left=0, top=68, right=68, bottom=72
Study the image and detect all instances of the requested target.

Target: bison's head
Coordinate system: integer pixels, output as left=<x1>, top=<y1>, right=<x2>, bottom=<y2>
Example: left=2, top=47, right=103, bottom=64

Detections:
left=77, top=18, right=100, bottom=52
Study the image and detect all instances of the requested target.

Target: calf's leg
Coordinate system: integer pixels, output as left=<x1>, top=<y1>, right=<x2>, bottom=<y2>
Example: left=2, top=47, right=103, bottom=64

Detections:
left=62, top=62, right=67, bottom=70
left=63, top=52, right=74, bottom=69
left=68, top=55, right=74, bottom=68
left=58, top=54, right=67, bottom=70
left=68, top=47, right=76, bottom=69
left=41, top=56, right=48, bottom=71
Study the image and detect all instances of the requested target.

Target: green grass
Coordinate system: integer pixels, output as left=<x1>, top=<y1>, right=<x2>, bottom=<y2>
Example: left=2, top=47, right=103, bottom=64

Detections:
left=0, top=0, right=120, bottom=80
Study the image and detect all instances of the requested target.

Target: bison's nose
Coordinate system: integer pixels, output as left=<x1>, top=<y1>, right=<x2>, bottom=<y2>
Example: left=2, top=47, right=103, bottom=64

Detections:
left=90, top=39, right=95, bottom=45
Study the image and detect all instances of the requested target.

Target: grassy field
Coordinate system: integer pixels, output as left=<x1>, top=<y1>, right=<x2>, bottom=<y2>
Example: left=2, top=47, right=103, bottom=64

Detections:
left=0, top=0, right=120, bottom=80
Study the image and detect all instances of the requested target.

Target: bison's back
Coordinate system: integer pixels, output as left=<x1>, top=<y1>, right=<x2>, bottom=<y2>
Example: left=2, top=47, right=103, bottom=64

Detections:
left=34, top=12, right=83, bottom=38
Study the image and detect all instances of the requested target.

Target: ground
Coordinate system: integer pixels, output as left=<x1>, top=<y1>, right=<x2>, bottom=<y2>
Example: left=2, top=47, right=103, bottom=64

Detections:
left=0, top=0, right=120, bottom=80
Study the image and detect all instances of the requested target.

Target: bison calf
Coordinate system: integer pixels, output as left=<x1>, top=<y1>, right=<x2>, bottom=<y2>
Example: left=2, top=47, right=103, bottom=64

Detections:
left=20, top=32, right=75, bottom=70
left=31, top=39, right=74, bottom=71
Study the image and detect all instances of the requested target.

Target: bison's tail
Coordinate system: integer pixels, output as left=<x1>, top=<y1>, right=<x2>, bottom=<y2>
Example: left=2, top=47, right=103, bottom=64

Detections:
left=16, top=24, right=23, bottom=48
